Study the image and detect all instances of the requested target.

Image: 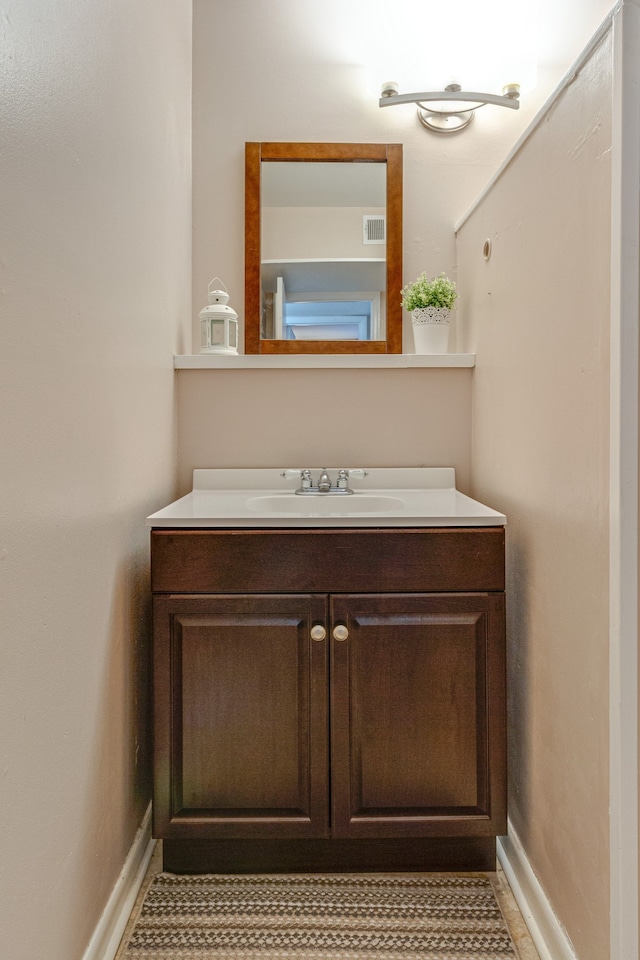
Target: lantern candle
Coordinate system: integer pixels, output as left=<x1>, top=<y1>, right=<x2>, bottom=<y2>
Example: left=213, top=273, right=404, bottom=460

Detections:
left=199, top=278, right=239, bottom=354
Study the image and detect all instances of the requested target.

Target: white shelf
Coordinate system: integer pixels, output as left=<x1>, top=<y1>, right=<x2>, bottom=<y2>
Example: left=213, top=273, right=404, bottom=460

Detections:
left=174, top=354, right=475, bottom=370
left=261, top=258, right=385, bottom=293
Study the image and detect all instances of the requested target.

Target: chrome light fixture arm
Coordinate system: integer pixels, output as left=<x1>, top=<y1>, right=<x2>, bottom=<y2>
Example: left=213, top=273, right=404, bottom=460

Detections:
left=379, top=81, right=520, bottom=134
left=379, top=88, right=520, bottom=111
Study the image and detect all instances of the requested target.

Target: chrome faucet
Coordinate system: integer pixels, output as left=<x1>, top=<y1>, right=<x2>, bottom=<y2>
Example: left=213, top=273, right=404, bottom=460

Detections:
left=286, top=468, right=369, bottom=495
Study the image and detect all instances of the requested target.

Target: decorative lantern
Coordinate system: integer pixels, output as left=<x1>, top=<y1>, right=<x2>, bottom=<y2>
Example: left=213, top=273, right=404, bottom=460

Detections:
left=199, top=278, right=239, bottom=354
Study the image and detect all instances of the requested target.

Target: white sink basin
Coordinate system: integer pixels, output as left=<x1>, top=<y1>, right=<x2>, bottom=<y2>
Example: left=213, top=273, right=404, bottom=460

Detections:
left=246, top=494, right=406, bottom=514
left=147, top=468, right=507, bottom=528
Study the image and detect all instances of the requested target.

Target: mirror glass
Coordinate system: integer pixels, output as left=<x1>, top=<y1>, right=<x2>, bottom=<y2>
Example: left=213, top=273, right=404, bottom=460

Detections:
left=245, top=143, right=403, bottom=355
left=261, top=162, right=386, bottom=342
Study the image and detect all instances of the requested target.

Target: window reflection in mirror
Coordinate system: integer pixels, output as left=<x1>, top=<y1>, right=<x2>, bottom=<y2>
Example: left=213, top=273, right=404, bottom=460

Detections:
left=245, top=143, right=403, bottom=355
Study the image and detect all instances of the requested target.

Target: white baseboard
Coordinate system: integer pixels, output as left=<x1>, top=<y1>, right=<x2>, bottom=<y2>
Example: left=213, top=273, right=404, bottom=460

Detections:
left=498, top=822, right=578, bottom=960
left=81, top=804, right=156, bottom=960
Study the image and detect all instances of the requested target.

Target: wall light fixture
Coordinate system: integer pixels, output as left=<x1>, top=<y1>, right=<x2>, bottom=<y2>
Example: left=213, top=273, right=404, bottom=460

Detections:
left=379, top=81, right=520, bottom=133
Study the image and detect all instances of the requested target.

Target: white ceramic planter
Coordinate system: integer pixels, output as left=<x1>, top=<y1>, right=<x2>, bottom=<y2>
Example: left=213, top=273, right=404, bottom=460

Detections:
left=411, top=307, right=450, bottom=353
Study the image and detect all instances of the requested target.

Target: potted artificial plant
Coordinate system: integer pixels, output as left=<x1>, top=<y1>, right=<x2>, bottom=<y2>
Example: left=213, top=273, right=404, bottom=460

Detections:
left=401, top=272, right=458, bottom=353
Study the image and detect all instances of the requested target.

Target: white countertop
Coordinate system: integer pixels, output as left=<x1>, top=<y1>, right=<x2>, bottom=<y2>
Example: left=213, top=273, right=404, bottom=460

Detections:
left=147, top=468, right=506, bottom=529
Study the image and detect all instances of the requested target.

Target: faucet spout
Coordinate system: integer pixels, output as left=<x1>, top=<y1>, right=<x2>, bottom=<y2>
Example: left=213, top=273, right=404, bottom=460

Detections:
left=317, top=468, right=332, bottom=493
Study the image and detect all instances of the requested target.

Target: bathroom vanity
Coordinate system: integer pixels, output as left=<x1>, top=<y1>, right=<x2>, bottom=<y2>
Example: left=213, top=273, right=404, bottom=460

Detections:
left=148, top=468, right=506, bottom=873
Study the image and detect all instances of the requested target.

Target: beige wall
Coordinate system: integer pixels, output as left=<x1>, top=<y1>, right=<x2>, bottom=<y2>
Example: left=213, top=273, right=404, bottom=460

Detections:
left=457, top=32, right=612, bottom=960
left=176, top=368, right=472, bottom=494
left=187, top=0, right=514, bottom=485
left=188, top=0, right=616, bottom=494
left=0, top=2, right=191, bottom=959
left=191, top=0, right=572, bottom=358
left=192, top=0, right=617, bottom=353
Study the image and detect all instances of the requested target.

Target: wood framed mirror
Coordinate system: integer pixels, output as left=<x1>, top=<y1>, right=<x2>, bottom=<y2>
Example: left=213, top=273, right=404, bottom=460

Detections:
left=245, top=142, right=403, bottom=355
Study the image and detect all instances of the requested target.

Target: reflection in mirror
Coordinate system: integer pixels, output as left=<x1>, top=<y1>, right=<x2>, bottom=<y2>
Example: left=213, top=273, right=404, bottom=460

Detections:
left=245, top=143, right=402, bottom=355
left=262, top=162, right=386, bottom=342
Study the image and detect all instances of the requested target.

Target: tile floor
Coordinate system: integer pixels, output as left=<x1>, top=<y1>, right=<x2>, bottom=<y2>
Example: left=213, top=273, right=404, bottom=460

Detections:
left=115, top=843, right=541, bottom=960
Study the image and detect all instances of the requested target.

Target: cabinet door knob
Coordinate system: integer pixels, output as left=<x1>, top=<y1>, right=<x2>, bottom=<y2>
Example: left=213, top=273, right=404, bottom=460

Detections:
left=333, top=624, right=349, bottom=641
left=310, top=624, right=327, bottom=642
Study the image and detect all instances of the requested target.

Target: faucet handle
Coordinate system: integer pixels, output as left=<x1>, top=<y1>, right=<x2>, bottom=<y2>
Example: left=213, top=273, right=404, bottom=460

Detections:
left=282, top=468, right=313, bottom=493
left=281, top=469, right=309, bottom=479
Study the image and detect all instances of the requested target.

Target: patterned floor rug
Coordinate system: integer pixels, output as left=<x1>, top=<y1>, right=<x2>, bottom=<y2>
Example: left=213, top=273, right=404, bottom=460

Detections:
left=121, top=873, right=518, bottom=959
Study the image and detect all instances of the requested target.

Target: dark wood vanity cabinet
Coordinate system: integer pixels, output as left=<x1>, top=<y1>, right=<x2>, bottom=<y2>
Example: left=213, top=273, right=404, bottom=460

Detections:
left=151, top=527, right=506, bottom=873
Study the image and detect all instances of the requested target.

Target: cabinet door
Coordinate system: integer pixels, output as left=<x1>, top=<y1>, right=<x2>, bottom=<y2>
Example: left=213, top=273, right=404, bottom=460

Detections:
left=154, top=594, right=329, bottom=839
left=330, top=594, right=506, bottom=838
